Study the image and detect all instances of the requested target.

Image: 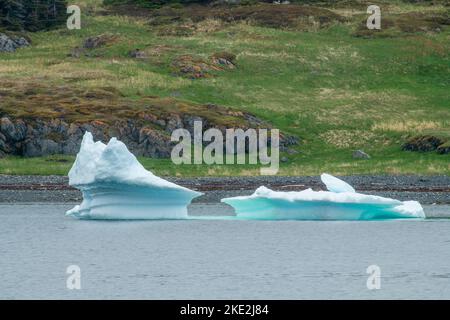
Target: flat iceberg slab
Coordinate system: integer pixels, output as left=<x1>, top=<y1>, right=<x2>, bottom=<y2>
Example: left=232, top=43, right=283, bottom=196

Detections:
left=221, top=175, right=425, bottom=220
left=66, top=132, right=202, bottom=219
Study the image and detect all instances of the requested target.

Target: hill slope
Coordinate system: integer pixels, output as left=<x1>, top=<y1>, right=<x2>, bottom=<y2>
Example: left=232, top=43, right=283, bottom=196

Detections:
left=0, top=0, right=449, bottom=176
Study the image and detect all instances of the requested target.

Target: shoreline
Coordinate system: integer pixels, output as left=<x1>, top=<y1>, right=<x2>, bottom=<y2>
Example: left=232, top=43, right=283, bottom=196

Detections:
left=0, top=175, right=449, bottom=204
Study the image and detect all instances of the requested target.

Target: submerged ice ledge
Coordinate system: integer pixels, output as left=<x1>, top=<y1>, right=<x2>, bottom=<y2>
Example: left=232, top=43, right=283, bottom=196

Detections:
left=221, top=174, right=425, bottom=220
left=66, top=132, right=202, bottom=219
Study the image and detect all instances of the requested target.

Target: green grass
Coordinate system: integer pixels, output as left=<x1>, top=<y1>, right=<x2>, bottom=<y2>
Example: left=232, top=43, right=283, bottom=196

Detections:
left=1, top=148, right=449, bottom=176
left=0, top=1, right=449, bottom=176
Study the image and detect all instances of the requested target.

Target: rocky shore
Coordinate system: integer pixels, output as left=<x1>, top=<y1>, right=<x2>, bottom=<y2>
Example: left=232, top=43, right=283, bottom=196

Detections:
left=1, top=175, right=449, bottom=204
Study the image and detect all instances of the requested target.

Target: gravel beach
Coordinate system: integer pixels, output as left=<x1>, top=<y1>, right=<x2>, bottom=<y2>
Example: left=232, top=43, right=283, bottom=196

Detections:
left=0, top=175, right=449, bottom=204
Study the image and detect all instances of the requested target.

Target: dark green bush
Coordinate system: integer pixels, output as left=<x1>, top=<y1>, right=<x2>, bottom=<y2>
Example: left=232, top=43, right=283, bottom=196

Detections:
left=0, top=0, right=68, bottom=31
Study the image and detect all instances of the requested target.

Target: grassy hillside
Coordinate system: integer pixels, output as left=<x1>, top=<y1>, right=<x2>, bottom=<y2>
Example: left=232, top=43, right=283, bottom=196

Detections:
left=0, top=0, right=449, bottom=176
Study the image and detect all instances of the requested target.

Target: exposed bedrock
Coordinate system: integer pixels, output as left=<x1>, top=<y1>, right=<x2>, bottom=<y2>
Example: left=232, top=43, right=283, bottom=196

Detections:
left=0, top=115, right=298, bottom=158
left=402, top=135, right=450, bottom=155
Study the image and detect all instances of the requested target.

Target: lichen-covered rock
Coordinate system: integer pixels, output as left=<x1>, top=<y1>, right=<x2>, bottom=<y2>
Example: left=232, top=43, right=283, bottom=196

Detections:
left=128, top=48, right=148, bottom=59
left=172, top=53, right=239, bottom=79
left=437, top=142, right=450, bottom=155
left=171, top=55, right=222, bottom=79
left=69, top=34, right=118, bottom=58
left=24, top=138, right=60, bottom=157
left=353, top=150, right=371, bottom=159
left=0, top=33, right=30, bottom=52
left=0, top=117, right=26, bottom=141
left=211, top=52, right=236, bottom=69
left=83, top=34, right=118, bottom=49
left=138, top=128, right=173, bottom=158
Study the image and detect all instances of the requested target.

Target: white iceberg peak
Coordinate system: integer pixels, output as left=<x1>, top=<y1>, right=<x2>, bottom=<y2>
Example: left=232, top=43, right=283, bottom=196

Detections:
left=68, top=132, right=105, bottom=186
left=69, top=132, right=194, bottom=191
left=321, top=173, right=355, bottom=193
left=67, top=132, right=202, bottom=219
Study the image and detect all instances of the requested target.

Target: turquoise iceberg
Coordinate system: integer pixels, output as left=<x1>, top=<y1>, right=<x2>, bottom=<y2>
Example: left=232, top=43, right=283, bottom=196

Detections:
left=221, top=174, right=425, bottom=220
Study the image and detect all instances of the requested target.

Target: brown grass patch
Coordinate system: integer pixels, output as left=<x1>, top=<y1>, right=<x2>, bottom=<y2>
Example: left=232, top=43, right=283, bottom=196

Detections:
left=320, top=129, right=387, bottom=149
left=371, top=120, right=445, bottom=133
left=0, top=80, right=253, bottom=129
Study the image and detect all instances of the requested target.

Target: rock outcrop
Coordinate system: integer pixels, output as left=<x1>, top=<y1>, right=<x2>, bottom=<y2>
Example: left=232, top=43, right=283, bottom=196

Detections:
left=0, top=117, right=171, bottom=158
left=0, top=33, right=30, bottom=52
left=353, top=150, right=370, bottom=159
left=171, top=55, right=221, bottom=79
left=0, top=114, right=298, bottom=158
left=402, top=135, right=449, bottom=155
left=171, top=53, right=238, bottom=79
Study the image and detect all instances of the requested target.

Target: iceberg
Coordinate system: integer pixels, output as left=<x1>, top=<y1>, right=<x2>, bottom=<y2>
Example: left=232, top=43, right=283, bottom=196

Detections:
left=320, top=173, right=355, bottom=193
left=221, top=175, right=425, bottom=220
left=66, top=132, right=202, bottom=219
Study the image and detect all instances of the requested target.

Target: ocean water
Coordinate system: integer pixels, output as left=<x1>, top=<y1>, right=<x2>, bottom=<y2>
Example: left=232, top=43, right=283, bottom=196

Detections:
left=0, top=203, right=450, bottom=299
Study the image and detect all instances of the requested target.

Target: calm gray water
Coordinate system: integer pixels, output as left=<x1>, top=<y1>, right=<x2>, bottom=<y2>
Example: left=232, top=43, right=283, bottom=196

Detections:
left=1, top=203, right=450, bottom=299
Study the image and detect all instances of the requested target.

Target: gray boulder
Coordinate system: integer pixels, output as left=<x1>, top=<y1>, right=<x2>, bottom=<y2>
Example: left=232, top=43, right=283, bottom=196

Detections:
left=61, top=137, right=82, bottom=155
left=24, top=139, right=60, bottom=157
left=128, top=49, right=148, bottom=59
left=0, top=117, right=27, bottom=141
left=83, top=34, right=116, bottom=49
left=0, top=33, right=30, bottom=52
left=138, top=128, right=172, bottom=158
left=437, top=143, right=450, bottom=155
left=353, top=150, right=371, bottom=159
